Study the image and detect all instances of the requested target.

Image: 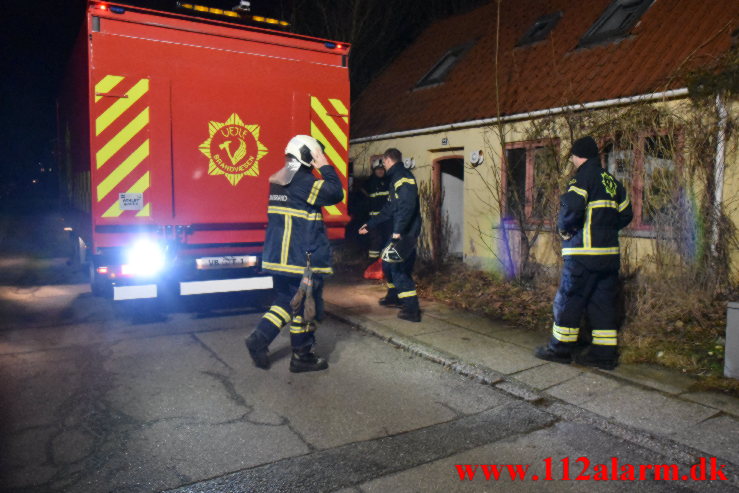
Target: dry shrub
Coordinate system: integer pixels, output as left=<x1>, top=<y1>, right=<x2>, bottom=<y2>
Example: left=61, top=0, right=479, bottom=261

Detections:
left=416, top=260, right=556, bottom=330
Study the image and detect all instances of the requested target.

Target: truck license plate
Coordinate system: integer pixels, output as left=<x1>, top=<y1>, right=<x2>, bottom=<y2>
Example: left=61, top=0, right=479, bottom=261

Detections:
left=196, top=256, right=257, bottom=270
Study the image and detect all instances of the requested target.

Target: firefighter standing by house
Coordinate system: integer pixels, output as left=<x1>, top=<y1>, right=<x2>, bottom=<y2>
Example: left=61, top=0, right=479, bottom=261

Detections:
left=535, top=136, right=633, bottom=370
left=245, top=135, right=344, bottom=372
left=359, top=148, right=422, bottom=322
left=361, top=159, right=391, bottom=261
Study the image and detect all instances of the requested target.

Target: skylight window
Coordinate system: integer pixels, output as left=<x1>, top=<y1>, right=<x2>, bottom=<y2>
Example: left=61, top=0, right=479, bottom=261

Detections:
left=579, top=0, right=654, bottom=47
left=517, top=12, right=562, bottom=47
left=415, top=42, right=473, bottom=88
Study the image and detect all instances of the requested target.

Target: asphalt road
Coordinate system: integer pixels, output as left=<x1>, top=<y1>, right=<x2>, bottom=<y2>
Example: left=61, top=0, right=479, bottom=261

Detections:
left=0, top=256, right=733, bottom=492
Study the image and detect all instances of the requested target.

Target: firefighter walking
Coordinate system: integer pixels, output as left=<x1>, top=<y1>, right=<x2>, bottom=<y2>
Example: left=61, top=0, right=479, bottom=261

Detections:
left=535, top=136, right=633, bottom=370
left=359, top=148, right=422, bottom=322
left=361, top=159, right=390, bottom=261
left=245, top=135, right=344, bottom=372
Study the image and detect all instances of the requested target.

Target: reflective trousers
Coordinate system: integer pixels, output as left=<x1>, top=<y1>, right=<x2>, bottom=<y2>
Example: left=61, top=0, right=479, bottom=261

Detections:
left=382, top=248, right=419, bottom=310
left=254, top=275, right=324, bottom=351
left=549, top=259, right=619, bottom=356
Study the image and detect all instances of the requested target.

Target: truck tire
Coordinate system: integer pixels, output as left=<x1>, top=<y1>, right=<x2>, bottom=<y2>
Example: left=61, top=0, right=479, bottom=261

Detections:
left=90, top=263, right=110, bottom=297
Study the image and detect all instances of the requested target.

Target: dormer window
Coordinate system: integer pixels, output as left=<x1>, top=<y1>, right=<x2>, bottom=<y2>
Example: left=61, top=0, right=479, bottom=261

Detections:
left=517, top=12, right=563, bottom=47
left=579, top=0, right=654, bottom=47
left=415, top=42, right=474, bottom=88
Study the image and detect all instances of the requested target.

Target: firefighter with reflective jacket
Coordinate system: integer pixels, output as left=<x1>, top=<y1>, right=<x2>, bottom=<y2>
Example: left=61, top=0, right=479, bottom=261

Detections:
left=359, top=148, right=422, bottom=322
left=245, top=135, right=344, bottom=373
left=535, top=136, right=633, bottom=370
left=361, top=159, right=390, bottom=261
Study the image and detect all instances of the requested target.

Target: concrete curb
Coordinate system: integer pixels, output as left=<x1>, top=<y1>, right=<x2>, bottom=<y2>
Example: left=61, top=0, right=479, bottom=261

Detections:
left=326, top=304, right=739, bottom=487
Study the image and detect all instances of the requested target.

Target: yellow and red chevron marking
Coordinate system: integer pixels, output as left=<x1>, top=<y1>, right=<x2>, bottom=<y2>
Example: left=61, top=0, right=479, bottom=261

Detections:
left=93, top=75, right=152, bottom=218
left=310, top=96, right=349, bottom=217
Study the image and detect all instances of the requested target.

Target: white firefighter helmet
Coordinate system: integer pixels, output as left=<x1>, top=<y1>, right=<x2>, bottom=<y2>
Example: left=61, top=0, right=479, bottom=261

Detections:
left=381, top=242, right=403, bottom=263
left=372, top=158, right=383, bottom=170
left=271, top=135, right=324, bottom=185
left=285, top=135, right=323, bottom=167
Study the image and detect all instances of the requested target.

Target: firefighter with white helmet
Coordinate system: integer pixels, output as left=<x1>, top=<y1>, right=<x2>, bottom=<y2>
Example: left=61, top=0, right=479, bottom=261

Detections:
left=245, top=135, right=344, bottom=372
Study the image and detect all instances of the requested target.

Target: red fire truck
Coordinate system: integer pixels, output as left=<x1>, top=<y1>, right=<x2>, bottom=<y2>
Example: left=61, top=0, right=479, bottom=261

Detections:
left=59, top=1, right=350, bottom=301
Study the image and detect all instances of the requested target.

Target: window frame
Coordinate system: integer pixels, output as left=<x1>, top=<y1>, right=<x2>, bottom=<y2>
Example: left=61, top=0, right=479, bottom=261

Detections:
left=501, top=139, right=560, bottom=225
left=516, top=11, right=563, bottom=47
left=578, top=0, right=654, bottom=48
left=414, top=41, right=474, bottom=89
left=599, top=130, right=683, bottom=231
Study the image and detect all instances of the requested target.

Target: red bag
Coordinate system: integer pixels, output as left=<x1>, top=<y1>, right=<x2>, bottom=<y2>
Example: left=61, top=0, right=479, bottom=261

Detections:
left=363, top=258, right=384, bottom=280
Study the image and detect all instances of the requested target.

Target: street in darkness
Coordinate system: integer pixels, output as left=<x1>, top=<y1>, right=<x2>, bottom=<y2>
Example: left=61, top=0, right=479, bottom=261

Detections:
left=0, top=250, right=733, bottom=492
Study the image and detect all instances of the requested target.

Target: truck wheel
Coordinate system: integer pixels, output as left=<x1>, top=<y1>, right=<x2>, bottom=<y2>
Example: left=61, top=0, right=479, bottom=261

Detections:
left=90, top=263, right=110, bottom=297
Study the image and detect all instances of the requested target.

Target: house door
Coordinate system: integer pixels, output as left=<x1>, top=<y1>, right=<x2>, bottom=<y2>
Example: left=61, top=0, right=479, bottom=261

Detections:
left=437, top=158, right=464, bottom=256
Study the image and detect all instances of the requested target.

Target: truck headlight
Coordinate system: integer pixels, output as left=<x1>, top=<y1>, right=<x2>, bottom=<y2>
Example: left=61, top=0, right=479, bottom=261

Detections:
left=123, top=240, right=166, bottom=277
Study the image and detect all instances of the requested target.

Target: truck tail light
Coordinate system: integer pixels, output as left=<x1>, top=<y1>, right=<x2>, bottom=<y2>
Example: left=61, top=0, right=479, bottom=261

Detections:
left=97, top=266, right=109, bottom=275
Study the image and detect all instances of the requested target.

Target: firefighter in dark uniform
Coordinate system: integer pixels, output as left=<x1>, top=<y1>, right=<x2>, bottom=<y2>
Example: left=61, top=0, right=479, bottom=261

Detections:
left=359, top=148, right=422, bottom=322
left=535, top=136, right=633, bottom=370
left=245, top=135, right=344, bottom=372
left=361, top=159, right=390, bottom=261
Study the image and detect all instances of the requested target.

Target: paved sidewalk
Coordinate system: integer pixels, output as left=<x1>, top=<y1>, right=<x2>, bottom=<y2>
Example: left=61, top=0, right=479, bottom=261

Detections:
left=324, top=276, right=739, bottom=470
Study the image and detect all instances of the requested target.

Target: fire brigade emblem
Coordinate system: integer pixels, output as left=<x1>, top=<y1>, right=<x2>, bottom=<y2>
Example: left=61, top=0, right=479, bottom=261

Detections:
left=601, top=172, right=617, bottom=198
left=199, top=113, right=268, bottom=186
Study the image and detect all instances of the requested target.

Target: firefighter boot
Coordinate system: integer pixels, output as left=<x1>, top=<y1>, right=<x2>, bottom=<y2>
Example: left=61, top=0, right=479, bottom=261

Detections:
left=576, top=348, right=619, bottom=370
left=289, top=348, right=329, bottom=373
left=379, top=292, right=402, bottom=308
left=245, top=332, right=271, bottom=370
left=534, top=344, right=573, bottom=365
left=397, top=299, right=421, bottom=323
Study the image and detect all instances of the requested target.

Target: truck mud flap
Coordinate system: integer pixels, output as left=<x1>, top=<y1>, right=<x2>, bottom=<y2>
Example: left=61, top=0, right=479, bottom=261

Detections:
left=179, top=276, right=273, bottom=296
left=114, top=284, right=158, bottom=301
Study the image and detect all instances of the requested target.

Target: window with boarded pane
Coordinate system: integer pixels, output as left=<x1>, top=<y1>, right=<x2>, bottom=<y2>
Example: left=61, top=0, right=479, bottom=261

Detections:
left=579, top=0, right=654, bottom=47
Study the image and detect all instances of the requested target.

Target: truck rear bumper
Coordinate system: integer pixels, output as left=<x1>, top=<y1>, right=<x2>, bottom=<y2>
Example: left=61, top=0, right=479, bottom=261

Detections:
left=114, top=284, right=158, bottom=301
left=180, top=276, right=273, bottom=296
left=112, top=276, right=274, bottom=300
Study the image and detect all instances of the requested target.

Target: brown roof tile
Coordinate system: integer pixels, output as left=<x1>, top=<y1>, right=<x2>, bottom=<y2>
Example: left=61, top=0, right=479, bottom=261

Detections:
left=352, top=0, right=738, bottom=138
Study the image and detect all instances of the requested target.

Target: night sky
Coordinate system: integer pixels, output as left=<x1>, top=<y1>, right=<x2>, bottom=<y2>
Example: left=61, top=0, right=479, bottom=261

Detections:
left=0, top=0, right=484, bottom=203
left=1, top=0, right=86, bottom=187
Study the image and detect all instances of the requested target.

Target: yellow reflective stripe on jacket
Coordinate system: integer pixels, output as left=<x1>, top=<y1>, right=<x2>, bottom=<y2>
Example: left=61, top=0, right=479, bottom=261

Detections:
left=280, top=216, right=292, bottom=265
left=568, top=186, right=588, bottom=200
left=369, top=191, right=389, bottom=197
left=562, top=247, right=620, bottom=256
left=398, top=290, right=417, bottom=298
left=583, top=200, right=619, bottom=248
left=588, top=200, right=618, bottom=209
left=307, top=180, right=324, bottom=205
left=267, top=206, right=322, bottom=221
left=618, top=193, right=630, bottom=212
left=369, top=211, right=381, bottom=216
left=394, top=177, right=416, bottom=190
left=262, top=261, right=334, bottom=275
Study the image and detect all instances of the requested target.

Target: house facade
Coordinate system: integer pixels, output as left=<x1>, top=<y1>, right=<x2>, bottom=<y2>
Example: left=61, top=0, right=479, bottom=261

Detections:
left=349, top=0, right=739, bottom=278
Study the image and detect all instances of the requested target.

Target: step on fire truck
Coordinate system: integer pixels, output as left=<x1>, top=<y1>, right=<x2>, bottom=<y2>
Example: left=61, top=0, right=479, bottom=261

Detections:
left=58, top=1, right=350, bottom=301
